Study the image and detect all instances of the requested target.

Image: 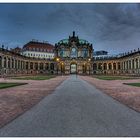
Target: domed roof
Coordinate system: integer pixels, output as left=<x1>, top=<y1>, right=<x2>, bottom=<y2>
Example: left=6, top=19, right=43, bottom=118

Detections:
left=79, top=39, right=89, bottom=44
left=58, top=38, right=89, bottom=44
left=58, top=39, right=69, bottom=44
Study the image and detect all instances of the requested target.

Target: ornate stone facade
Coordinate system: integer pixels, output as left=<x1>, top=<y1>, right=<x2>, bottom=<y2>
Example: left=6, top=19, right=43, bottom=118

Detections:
left=0, top=32, right=140, bottom=77
left=54, top=31, right=93, bottom=74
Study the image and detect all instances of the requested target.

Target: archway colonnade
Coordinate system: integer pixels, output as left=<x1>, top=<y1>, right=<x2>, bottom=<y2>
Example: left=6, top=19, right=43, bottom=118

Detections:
left=93, top=55, right=140, bottom=75
left=0, top=52, right=56, bottom=76
left=1, top=49, right=140, bottom=76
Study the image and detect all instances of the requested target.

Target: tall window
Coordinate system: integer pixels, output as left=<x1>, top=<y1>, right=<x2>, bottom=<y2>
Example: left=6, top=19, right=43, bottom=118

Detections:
left=82, top=48, right=88, bottom=57
left=71, top=47, right=77, bottom=58
left=40, top=63, right=43, bottom=70
left=4, top=57, right=6, bottom=68
left=60, top=48, right=65, bottom=57
left=30, top=62, right=33, bottom=69
left=50, top=63, right=54, bottom=70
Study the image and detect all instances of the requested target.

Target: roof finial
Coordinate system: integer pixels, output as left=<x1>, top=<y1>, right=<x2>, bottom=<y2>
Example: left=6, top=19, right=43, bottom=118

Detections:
left=73, top=31, right=75, bottom=37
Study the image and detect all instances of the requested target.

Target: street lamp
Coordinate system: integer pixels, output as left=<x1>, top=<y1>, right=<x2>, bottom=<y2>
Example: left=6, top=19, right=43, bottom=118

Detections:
left=56, top=58, right=60, bottom=62
left=83, top=63, right=86, bottom=74
left=88, top=58, right=91, bottom=75
left=56, top=58, right=60, bottom=75
left=61, top=62, right=64, bottom=75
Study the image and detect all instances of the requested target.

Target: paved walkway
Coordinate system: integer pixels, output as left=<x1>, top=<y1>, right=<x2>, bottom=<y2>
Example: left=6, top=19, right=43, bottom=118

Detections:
left=0, top=75, right=140, bottom=136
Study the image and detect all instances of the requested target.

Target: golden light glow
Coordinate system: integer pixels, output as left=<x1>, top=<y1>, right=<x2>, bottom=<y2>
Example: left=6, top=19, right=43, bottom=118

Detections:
left=56, top=58, right=60, bottom=61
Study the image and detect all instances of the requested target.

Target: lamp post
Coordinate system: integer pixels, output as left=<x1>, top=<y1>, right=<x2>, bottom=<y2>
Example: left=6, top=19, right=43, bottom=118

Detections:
left=61, top=62, right=64, bottom=76
left=56, top=58, right=60, bottom=75
left=88, top=58, right=91, bottom=75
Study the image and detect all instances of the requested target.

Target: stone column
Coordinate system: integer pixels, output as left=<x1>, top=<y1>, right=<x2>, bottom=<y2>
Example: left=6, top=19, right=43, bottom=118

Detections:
left=138, top=58, right=140, bottom=69
left=38, top=62, right=40, bottom=70
left=6, top=57, right=8, bottom=69
left=48, top=62, right=50, bottom=71
left=16, top=60, right=18, bottom=70
left=127, top=61, right=129, bottom=70
left=112, top=63, right=113, bottom=70
left=96, top=63, right=98, bottom=70
left=43, top=62, right=45, bottom=70
left=116, top=62, right=118, bottom=70
left=107, top=63, right=109, bottom=70
left=1, top=56, right=4, bottom=68
left=102, top=63, right=104, bottom=70
left=124, top=61, right=126, bottom=70
left=134, top=59, right=136, bottom=69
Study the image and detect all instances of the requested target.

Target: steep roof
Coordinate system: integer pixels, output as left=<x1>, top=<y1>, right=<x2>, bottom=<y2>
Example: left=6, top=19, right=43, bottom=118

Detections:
left=23, top=41, right=54, bottom=52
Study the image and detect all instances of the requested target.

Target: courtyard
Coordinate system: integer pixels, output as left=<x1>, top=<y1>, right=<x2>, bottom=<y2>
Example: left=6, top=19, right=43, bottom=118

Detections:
left=0, top=75, right=67, bottom=128
left=0, top=75, right=140, bottom=136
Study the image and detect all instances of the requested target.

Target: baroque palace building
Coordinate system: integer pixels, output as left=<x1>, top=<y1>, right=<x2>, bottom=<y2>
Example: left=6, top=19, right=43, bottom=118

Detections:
left=0, top=31, right=140, bottom=77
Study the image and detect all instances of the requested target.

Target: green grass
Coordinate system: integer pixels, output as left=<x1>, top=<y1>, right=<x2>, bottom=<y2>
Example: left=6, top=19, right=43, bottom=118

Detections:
left=124, top=83, right=140, bottom=87
left=12, top=75, right=56, bottom=80
left=0, top=83, right=27, bottom=89
left=93, top=75, right=138, bottom=80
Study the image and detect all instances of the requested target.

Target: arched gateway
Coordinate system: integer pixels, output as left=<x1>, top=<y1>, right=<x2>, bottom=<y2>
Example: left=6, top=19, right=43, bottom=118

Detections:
left=55, top=31, right=93, bottom=75
left=70, top=62, right=77, bottom=74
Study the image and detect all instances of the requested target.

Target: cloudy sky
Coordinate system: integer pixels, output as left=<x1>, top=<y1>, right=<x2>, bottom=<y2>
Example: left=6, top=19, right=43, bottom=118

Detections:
left=0, top=3, right=140, bottom=54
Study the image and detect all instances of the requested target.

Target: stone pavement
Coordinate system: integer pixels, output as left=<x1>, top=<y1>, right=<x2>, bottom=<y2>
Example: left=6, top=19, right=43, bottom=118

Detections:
left=0, top=76, right=67, bottom=128
left=80, top=76, right=140, bottom=112
left=0, top=75, right=140, bottom=136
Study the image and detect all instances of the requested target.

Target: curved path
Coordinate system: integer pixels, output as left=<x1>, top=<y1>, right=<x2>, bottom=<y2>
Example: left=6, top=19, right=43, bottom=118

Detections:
left=0, top=75, right=140, bottom=136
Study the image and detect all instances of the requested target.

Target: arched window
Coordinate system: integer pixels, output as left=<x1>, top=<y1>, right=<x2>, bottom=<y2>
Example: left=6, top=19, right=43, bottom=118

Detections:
left=50, top=63, right=54, bottom=70
left=26, top=62, right=28, bottom=70
left=45, top=63, right=49, bottom=70
left=18, top=60, right=20, bottom=69
left=60, top=48, right=65, bottom=57
left=15, top=60, right=17, bottom=69
left=12, top=59, right=14, bottom=68
left=103, top=63, right=107, bottom=70
left=30, top=62, right=33, bottom=69
left=4, top=57, right=6, bottom=68
left=129, top=61, right=131, bottom=69
left=98, top=63, right=102, bottom=70
left=136, top=59, right=138, bottom=69
left=118, top=62, right=121, bottom=70
left=82, top=48, right=88, bottom=58
left=132, top=59, right=134, bottom=69
left=113, top=63, right=116, bottom=70
left=40, top=63, right=43, bottom=70
left=93, top=63, right=97, bottom=70
left=108, top=63, right=112, bottom=70
left=35, top=63, right=38, bottom=70
left=71, top=47, right=77, bottom=58
left=0, top=56, right=2, bottom=68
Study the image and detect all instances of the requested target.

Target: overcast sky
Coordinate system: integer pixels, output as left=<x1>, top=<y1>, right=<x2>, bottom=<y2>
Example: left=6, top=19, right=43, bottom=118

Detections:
left=0, top=3, right=140, bottom=54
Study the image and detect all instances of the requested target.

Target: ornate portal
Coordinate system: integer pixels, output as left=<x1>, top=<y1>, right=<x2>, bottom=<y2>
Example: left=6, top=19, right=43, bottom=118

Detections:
left=55, top=31, right=93, bottom=74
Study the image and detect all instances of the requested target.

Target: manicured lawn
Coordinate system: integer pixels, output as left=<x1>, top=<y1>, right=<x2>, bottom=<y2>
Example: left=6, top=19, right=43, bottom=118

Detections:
left=12, top=75, right=56, bottom=80
left=124, top=83, right=140, bottom=87
left=0, top=83, right=27, bottom=89
left=93, top=75, right=138, bottom=80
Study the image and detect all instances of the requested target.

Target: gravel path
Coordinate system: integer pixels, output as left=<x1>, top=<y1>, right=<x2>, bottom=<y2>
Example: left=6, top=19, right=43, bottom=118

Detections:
left=0, top=75, right=140, bottom=136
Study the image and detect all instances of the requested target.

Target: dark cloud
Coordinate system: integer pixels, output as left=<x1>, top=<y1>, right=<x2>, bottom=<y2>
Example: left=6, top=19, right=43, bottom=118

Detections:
left=0, top=3, right=140, bottom=54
